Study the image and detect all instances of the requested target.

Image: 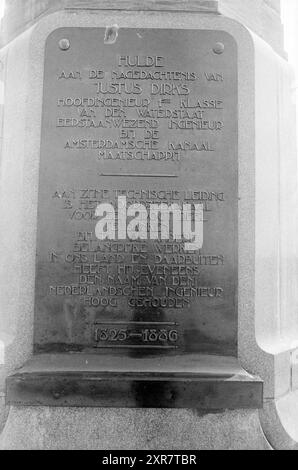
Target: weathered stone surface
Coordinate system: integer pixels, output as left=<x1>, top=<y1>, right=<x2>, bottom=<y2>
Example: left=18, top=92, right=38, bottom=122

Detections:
left=264, top=0, right=280, bottom=14
left=1, top=0, right=284, bottom=55
left=0, top=396, right=9, bottom=436
left=0, top=407, right=271, bottom=450
left=218, top=0, right=284, bottom=55
left=261, top=391, right=298, bottom=450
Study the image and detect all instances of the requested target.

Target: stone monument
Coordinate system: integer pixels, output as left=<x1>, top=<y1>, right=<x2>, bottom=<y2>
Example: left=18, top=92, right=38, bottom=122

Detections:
left=0, top=0, right=297, bottom=450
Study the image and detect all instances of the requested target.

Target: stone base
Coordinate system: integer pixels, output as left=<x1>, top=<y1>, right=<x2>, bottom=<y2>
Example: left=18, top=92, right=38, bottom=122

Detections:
left=0, top=407, right=271, bottom=450
left=5, top=354, right=263, bottom=409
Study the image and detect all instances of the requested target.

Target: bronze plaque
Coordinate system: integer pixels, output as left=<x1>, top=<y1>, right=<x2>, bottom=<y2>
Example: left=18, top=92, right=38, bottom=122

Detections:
left=34, top=27, right=238, bottom=356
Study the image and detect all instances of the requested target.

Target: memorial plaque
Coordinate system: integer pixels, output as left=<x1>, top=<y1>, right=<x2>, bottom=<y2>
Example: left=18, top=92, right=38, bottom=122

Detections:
left=34, top=27, right=238, bottom=357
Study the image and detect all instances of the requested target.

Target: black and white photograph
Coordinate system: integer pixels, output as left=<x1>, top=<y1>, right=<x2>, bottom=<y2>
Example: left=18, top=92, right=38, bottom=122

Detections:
left=0, top=0, right=297, bottom=455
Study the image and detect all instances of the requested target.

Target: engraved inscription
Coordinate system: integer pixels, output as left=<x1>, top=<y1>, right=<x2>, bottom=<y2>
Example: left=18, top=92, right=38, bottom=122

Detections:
left=34, top=29, right=238, bottom=356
